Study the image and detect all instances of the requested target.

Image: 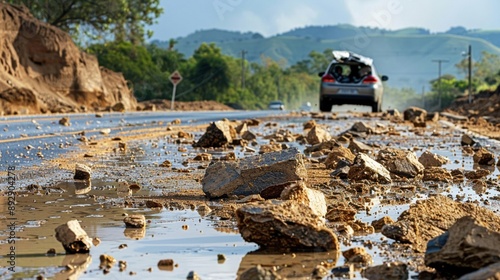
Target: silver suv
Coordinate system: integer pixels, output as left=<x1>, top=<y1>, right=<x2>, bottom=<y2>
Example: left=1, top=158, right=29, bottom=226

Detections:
left=319, top=51, right=388, bottom=112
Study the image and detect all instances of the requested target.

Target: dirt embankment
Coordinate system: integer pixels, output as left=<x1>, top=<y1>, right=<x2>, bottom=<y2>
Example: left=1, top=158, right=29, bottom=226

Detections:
left=446, top=85, right=500, bottom=119
left=0, top=3, right=137, bottom=115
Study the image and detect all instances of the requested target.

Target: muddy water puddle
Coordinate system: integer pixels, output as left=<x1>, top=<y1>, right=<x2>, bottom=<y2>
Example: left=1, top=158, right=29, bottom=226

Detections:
left=0, top=179, right=342, bottom=279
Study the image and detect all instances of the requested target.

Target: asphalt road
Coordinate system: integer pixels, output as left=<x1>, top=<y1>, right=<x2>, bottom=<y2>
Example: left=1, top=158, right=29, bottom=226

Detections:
left=0, top=110, right=287, bottom=169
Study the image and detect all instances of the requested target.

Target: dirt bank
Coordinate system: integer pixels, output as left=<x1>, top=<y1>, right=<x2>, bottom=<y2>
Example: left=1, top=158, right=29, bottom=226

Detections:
left=0, top=3, right=137, bottom=115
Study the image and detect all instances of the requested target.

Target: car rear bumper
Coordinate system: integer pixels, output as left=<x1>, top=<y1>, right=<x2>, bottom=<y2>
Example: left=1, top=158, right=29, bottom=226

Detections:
left=320, top=84, right=380, bottom=106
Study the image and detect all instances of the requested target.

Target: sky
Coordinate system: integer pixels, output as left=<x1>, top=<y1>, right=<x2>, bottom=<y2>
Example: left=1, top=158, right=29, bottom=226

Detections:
left=150, top=0, right=500, bottom=41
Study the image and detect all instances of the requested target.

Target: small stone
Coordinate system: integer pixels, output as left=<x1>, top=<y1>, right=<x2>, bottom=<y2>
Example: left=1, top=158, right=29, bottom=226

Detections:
left=123, top=214, right=146, bottom=228
left=99, top=254, right=116, bottom=269
left=59, top=117, right=71, bottom=126
left=74, top=163, right=91, bottom=180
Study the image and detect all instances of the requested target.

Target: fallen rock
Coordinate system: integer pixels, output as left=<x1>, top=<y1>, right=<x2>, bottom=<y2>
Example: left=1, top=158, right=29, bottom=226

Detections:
left=280, top=181, right=327, bottom=218
left=193, top=120, right=236, bottom=148
left=403, top=107, right=427, bottom=122
left=325, top=205, right=357, bottom=223
left=74, top=163, right=91, bottom=180
left=157, top=259, right=174, bottom=270
left=361, top=262, right=409, bottom=280
left=377, top=148, right=424, bottom=178
left=348, top=153, right=392, bottom=184
left=55, top=220, right=92, bottom=254
left=202, top=148, right=307, bottom=198
left=460, top=134, right=476, bottom=146
left=258, top=144, right=282, bottom=154
left=458, top=262, right=500, bottom=280
left=159, top=160, right=172, bottom=168
left=348, top=139, right=373, bottom=154
left=304, top=139, right=339, bottom=154
left=329, top=161, right=350, bottom=179
left=239, top=265, right=284, bottom=280
left=473, top=147, right=496, bottom=166
left=425, top=216, right=500, bottom=276
left=241, top=130, right=256, bottom=141
left=123, top=214, right=146, bottom=228
left=145, top=200, right=163, bottom=208
left=350, top=122, right=373, bottom=133
left=187, top=271, right=201, bottom=280
left=422, top=167, right=452, bottom=182
left=236, top=200, right=339, bottom=251
left=342, top=247, right=373, bottom=266
left=59, top=117, right=71, bottom=126
left=303, top=119, right=316, bottom=130
left=193, top=153, right=212, bottom=161
left=99, top=254, right=116, bottom=269
left=371, top=216, right=395, bottom=231
left=464, top=169, right=491, bottom=180
left=381, top=195, right=500, bottom=252
left=324, top=146, right=355, bottom=169
left=306, top=126, right=331, bottom=145
left=418, top=151, right=449, bottom=167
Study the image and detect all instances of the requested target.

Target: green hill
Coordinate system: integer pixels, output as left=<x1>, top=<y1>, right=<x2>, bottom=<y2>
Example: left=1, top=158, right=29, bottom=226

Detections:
left=154, top=25, right=500, bottom=91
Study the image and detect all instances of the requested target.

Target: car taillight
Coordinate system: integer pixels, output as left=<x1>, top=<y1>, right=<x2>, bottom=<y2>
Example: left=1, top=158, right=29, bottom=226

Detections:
left=362, top=75, right=378, bottom=84
left=322, top=74, right=335, bottom=83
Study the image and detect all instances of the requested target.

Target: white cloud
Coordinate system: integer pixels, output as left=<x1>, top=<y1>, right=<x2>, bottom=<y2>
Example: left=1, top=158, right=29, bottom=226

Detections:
left=150, top=0, right=500, bottom=41
left=274, top=4, right=319, bottom=34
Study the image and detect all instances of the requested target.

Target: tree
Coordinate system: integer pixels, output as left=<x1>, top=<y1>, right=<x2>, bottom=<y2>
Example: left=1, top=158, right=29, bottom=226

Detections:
left=6, top=0, right=162, bottom=44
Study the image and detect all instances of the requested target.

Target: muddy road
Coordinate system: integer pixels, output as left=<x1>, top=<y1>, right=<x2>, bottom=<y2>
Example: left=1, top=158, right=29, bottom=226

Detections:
left=1, top=109, right=500, bottom=279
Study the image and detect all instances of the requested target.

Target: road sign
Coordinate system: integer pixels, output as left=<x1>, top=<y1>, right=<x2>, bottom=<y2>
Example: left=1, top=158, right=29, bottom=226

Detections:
left=169, top=70, right=182, bottom=86
left=169, top=70, right=182, bottom=110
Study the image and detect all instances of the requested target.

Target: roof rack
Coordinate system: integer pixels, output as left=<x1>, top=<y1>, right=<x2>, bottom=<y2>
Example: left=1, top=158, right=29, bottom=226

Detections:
left=332, top=50, right=373, bottom=66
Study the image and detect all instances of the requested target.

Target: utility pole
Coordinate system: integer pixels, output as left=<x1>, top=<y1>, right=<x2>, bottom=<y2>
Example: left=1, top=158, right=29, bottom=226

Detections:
left=241, top=50, right=247, bottom=89
left=468, top=44, right=472, bottom=104
left=432, top=59, right=448, bottom=110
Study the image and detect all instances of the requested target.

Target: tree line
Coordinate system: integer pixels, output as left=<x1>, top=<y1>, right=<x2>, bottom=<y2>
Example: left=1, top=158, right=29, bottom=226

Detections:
left=7, top=0, right=500, bottom=111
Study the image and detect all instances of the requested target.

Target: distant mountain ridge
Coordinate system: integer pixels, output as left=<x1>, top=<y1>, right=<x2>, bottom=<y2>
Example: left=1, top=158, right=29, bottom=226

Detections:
left=152, top=25, right=500, bottom=90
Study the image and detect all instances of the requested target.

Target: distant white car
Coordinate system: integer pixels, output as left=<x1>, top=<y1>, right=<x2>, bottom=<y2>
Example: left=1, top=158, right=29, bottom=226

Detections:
left=299, top=102, right=312, bottom=111
left=268, top=100, right=285, bottom=110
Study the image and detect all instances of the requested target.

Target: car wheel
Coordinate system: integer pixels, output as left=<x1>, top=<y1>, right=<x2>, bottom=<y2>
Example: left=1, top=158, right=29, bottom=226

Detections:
left=371, top=101, right=381, bottom=113
left=319, top=102, right=331, bottom=112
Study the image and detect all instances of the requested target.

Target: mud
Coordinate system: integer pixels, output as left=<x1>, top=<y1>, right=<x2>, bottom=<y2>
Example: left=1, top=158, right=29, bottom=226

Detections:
left=1, top=110, right=500, bottom=279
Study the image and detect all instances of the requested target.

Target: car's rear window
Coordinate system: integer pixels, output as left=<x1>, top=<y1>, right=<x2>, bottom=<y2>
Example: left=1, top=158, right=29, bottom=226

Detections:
left=329, top=63, right=372, bottom=83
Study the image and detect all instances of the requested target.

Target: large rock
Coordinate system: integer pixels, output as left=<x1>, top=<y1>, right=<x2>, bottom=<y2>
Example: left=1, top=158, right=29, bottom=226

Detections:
left=306, top=126, right=331, bottom=145
left=202, top=148, right=307, bottom=198
left=348, top=153, right=392, bottom=184
left=418, top=151, right=449, bottom=167
left=422, top=167, right=452, bottom=182
left=55, top=220, right=92, bottom=254
left=377, top=148, right=424, bottom=178
left=324, top=146, right=355, bottom=169
left=425, top=216, right=500, bottom=276
left=458, top=262, right=500, bottom=280
left=74, top=163, right=91, bottom=180
left=473, top=147, right=496, bottom=166
left=280, top=181, right=327, bottom=218
left=239, top=265, right=284, bottom=280
left=348, top=139, right=373, bottom=154
left=361, top=262, right=408, bottom=280
left=236, top=200, right=339, bottom=251
left=193, top=120, right=236, bottom=148
left=403, top=107, right=427, bottom=122
left=0, top=3, right=136, bottom=115
left=382, top=195, right=500, bottom=252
